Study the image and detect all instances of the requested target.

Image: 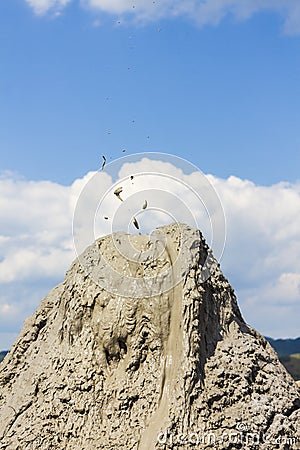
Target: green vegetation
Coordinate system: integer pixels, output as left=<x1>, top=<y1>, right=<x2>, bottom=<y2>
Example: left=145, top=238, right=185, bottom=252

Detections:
left=279, top=353, right=300, bottom=381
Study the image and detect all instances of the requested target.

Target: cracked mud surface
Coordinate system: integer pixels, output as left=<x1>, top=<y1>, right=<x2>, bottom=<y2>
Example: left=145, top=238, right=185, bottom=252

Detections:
left=0, top=224, right=299, bottom=449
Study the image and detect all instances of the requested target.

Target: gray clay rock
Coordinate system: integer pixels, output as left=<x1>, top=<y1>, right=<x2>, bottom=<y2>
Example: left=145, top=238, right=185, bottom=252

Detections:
left=0, top=224, right=299, bottom=449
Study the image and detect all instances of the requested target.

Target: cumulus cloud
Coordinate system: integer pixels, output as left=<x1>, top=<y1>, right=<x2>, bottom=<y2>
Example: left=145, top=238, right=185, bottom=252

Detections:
left=25, top=0, right=71, bottom=15
left=25, top=0, right=300, bottom=35
left=0, top=160, right=300, bottom=349
left=0, top=172, right=75, bottom=349
left=207, top=174, right=300, bottom=337
left=0, top=174, right=73, bottom=280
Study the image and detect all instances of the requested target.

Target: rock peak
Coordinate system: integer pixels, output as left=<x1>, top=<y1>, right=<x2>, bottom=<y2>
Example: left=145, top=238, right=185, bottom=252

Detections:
left=0, top=224, right=299, bottom=449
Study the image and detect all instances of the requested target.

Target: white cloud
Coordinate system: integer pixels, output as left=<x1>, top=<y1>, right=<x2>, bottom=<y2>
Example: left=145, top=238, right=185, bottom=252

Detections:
left=250, top=273, right=300, bottom=305
left=0, top=174, right=73, bottom=284
left=0, top=161, right=300, bottom=349
left=25, top=0, right=300, bottom=35
left=26, top=0, right=71, bottom=15
left=207, top=174, right=300, bottom=337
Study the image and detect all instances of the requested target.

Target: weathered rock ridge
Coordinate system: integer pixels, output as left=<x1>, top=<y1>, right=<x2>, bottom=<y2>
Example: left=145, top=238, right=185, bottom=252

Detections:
left=0, top=223, right=299, bottom=449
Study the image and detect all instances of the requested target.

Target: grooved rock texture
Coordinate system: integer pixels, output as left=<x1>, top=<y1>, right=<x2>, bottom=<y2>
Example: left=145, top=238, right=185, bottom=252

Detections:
left=0, top=224, right=299, bottom=450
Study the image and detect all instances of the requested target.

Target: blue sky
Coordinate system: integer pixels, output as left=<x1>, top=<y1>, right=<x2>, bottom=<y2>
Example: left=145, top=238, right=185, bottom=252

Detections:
left=1, top=0, right=300, bottom=185
left=0, top=0, right=300, bottom=348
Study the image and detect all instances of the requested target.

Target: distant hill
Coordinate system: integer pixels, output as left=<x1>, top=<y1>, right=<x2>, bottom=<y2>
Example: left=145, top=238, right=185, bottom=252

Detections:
left=279, top=354, right=300, bottom=381
left=266, top=336, right=300, bottom=357
left=0, top=351, right=8, bottom=363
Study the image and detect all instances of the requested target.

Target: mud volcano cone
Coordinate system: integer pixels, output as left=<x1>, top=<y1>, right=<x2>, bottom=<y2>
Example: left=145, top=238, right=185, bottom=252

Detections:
left=0, top=224, right=299, bottom=450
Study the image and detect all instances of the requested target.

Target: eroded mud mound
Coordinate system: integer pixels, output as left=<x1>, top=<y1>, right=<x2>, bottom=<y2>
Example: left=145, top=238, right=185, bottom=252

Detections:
left=0, top=224, right=299, bottom=449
